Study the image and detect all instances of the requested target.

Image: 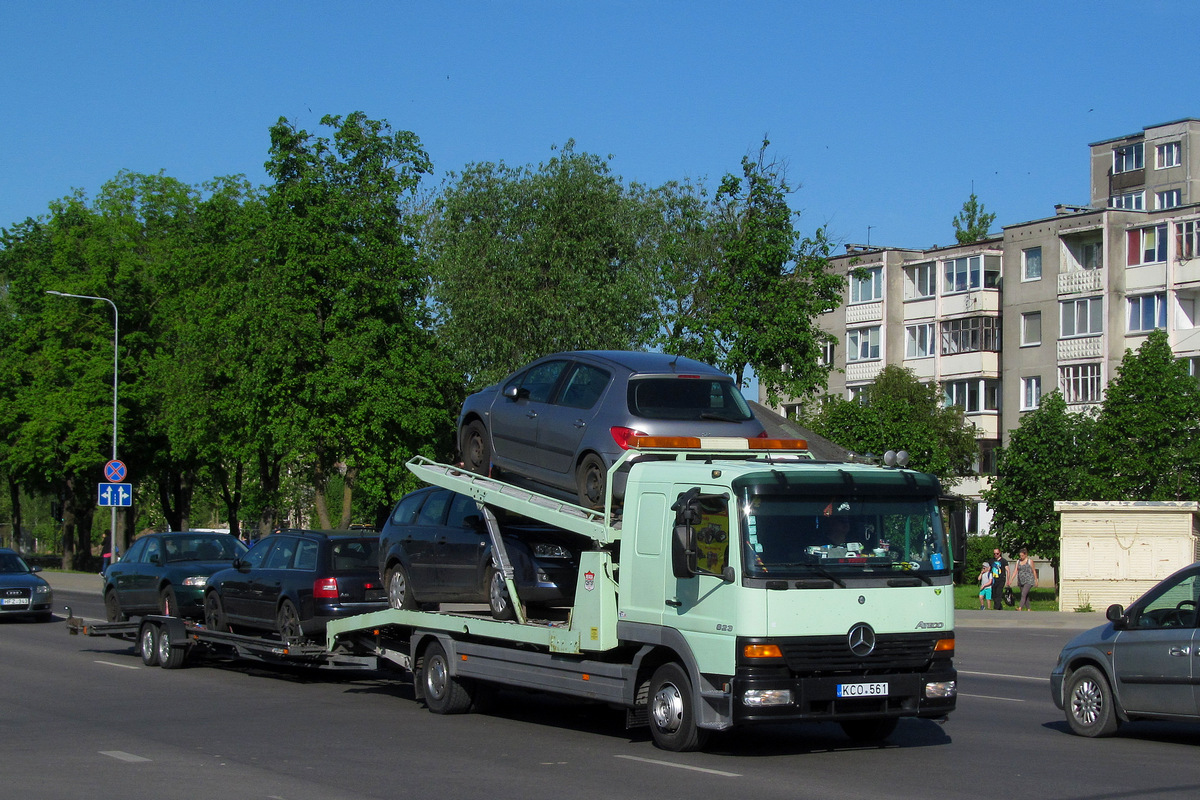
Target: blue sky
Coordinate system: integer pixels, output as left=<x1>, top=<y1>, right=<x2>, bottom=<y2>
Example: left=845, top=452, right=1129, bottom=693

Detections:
left=3, top=1, right=1197, bottom=253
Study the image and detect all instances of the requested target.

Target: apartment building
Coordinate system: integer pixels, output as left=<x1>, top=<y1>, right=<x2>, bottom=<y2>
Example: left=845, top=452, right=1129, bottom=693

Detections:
left=765, top=118, right=1200, bottom=534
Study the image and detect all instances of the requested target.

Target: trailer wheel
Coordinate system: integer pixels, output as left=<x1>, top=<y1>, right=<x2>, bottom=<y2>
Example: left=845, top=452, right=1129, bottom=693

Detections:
left=421, top=642, right=474, bottom=714
left=158, top=586, right=178, bottom=617
left=204, top=591, right=227, bottom=631
left=840, top=717, right=899, bottom=744
left=139, top=622, right=160, bottom=667
left=276, top=600, right=303, bottom=641
left=648, top=663, right=708, bottom=752
left=460, top=420, right=490, bottom=475
left=487, top=567, right=516, bottom=621
left=156, top=624, right=186, bottom=669
left=104, top=589, right=126, bottom=623
left=387, top=565, right=418, bottom=610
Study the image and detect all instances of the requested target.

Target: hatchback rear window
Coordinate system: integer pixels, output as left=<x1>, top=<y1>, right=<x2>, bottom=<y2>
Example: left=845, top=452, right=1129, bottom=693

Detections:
left=627, top=378, right=754, bottom=421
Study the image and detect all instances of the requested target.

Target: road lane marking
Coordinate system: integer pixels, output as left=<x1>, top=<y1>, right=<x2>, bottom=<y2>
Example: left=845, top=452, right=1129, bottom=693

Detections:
left=959, top=669, right=1049, bottom=682
left=101, top=751, right=151, bottom=763
left=615, top=755, right=741, bottom=777
left=959, top=693, right=1026, bottom=702
left=95, top=660, right=140, bottom=670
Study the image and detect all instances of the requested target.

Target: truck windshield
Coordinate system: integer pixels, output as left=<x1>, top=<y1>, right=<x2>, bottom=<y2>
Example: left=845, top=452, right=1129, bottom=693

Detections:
left=736, top=491, right=948, bottom=578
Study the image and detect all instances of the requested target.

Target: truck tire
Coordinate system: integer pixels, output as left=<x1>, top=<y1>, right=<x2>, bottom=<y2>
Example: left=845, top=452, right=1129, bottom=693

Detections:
left=461, top=421, right=490, bottom=475
left=576, top=454, right=606, bottom=509
left=421, top=641, right=474, bottom=714
left=1065, top=665, right=1120, bottom=737
left=276, top=599, right=303, bottom=641
left=204, top=591, right=228, bottom=631
left=487, top=567, right=516, bottom=621
left=648, top=663, right=708, bottom=752
left=104, top=588, right=126, bottom=623
left=158, top=586, right=178, bottom=617
left=387, top=565, right=419, bottom=610
left=840, top=717, right=899, bottom=744
left=157, top=623, right=186, bottom=669
left=139, top=622, right=160, bottom=667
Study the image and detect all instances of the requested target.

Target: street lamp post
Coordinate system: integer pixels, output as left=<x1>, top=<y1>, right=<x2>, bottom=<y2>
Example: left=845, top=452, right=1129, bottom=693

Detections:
left=45, top=291, right=120, bottom=568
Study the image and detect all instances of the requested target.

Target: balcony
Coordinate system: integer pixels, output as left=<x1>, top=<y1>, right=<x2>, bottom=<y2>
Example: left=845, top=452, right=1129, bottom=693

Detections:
left=1057, top=335, right=1103, bottom=361
left=939, top=351, right=1000, bottom=378
left=1125, top=263, right=1167, bottom=292
left=1177, top=258, right=1200, bottom=287
left=846, top=301, right=883, bottom=325
left=940, top=290, right=1000, bottom=315
left=1058, top=271, right=1103, bottom=296
left=845, top=360, right=884, bottom=383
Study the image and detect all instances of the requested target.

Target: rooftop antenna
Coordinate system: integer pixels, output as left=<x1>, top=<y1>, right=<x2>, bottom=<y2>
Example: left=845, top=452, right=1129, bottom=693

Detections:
left=867, top=226, right=874, bottom=248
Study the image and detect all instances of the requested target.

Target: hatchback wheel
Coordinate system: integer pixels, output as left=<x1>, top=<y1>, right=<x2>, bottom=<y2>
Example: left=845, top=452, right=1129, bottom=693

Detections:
left=461, top=421, right=490, bottom=475
left=576, top=454, right=607, bottom=509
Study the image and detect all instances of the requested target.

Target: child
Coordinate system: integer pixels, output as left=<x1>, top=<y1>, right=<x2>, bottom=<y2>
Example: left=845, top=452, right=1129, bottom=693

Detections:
left=978, top=559, right=993, bottom=609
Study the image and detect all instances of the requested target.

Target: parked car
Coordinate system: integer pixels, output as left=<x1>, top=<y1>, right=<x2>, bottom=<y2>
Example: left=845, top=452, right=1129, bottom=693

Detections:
left=203, top=530, right=388, bottom=640
left=102, top=532, right=247, bottom=621
left=457, top=351, right=766, bottom=507
left=378, top=485, right=581, bottom=620
left=1051, top=560, right=1200, bottom=737
left=0, top=548, right=53, bottom=621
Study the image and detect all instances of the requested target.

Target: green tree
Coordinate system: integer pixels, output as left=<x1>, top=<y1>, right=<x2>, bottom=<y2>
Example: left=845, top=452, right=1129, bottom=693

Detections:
left=801, top=365, right=979, bottom=487
left=657, top=140, right=843, bottom=401
left=952, top=193, right=996, bottom=243
left=1090, top=330, right=1200, bottom=501
left=982, top=392, right=1095, bottom=587
left=427, top=141, right=660, bottom=387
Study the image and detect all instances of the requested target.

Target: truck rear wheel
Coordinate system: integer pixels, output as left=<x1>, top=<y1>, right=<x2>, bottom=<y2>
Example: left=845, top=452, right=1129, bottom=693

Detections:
left=648, top=663, right=708, bottom=752
left=421, top=641, right=474, bottom=714
left=139, top=623, right=160, bottom=667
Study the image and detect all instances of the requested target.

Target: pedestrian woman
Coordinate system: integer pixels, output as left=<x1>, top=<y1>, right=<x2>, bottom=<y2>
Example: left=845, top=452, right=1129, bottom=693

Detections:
left=978, top=560, right=993, bottom=610
left=1016, top=548, right=1038, bottom=611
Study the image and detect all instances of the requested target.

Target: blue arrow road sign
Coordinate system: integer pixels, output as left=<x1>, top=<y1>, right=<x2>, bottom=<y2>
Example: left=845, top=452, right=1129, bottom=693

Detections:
left=98, top=483, right=132, bottom=507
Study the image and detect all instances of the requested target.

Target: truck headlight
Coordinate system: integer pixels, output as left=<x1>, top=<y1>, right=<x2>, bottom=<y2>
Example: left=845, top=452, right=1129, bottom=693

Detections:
left=925, top=681, right=956, bottom=698
left=742, top=689, right=793, bottom=707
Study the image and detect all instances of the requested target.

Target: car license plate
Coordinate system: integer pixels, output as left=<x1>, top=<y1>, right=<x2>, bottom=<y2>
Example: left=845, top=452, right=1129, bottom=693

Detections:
left=1, top=597, right=29, bottom=606
left=837, top=681, right=888, bottom=698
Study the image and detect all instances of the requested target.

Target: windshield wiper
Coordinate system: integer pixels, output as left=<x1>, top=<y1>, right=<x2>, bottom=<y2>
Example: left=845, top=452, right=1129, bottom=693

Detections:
left=786, top=562, right=845, bottom=587
left=888, top=572, right=932, bottom=586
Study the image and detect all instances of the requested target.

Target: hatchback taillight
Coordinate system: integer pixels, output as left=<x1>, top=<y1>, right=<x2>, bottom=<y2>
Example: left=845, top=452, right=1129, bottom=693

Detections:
left=611, top=426, right=649, bottom=450
left=313, top=577, right=340, bottom=599
left=755, top=430, right=769, bottom=438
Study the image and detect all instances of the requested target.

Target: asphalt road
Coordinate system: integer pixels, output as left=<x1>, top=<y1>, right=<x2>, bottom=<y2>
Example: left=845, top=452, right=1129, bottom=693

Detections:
left=4, top=577, right=1200, bottom=800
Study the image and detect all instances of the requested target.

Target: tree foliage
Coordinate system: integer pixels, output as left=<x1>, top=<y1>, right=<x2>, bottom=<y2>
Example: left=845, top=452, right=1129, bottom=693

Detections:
left=801, top=365, right=979, bottom=487
left=952, top=193, right=996, bottom=244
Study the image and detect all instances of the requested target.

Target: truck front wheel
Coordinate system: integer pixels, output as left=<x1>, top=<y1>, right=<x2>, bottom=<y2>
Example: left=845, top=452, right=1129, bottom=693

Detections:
left=648, top=663, right=708, bottom=752
left=420, top=642, right=474, bottom=714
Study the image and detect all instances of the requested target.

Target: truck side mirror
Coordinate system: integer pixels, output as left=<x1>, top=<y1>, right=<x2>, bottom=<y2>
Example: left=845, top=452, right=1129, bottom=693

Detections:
left=672, top=523, right=698, bottom=579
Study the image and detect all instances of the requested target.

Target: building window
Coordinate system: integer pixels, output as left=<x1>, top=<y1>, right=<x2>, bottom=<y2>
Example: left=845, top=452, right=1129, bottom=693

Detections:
left=1021, top=376, right=1042, bottom=411
left=1156, top=141, right=1181, bottom=169
left=1178, top=220, right=1200, bottom=261
left=903, top=261, right=935, bottom=299
left=1059, top=363, right=1103, bottom=404
left=847, top=384, right=871, bottom=403
left=1156, top=189, right=1182, bottom=210
left=1187, top=356, right=1200, bottom=382
left=849, top=267, right=883, bottom=304
left=1022, top=247, right=1042, bottom=281
left=846, top=327, right=880, bottom=362
left=1110, top=191, right=1145, bottom=210
left=1127, top=224, right=1168, bottom=266
left=1081, top=241, right=1102, bottom=270
left=1060, top=296, right=1103, bottom=338
left=905, top=323, right=935, bottom=359
left=943, top=378, right=1000, bottom=414
left=818, top=339, right=836, bottom=366
left=940, top=316, right=1001, bottom=354
left=1128, top=293, right=1167, bottom=333
left=1021, top=312, right=1042, bottom=346
left=1114, top=142, right=1144, bottom=174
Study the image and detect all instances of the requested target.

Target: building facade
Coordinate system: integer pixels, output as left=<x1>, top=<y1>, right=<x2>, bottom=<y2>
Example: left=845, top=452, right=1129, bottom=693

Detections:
left=765, top=118, right=1200, bottom=534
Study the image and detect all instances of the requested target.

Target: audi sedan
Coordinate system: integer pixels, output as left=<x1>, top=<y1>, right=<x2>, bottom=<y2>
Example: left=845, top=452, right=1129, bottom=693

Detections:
left=457, top=351, right=765, bottom=507
left=102, top=532, right=247, bottom=621
left=1051, top=561, right=1200, bottom=737
left=0, top=549, right=53, bottom=621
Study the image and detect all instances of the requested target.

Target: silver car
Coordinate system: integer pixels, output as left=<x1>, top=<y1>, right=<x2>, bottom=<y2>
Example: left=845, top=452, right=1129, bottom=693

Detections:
left=1051, top=561, right=1200, bottom=737
left=457, top=351, right=765, bottom=507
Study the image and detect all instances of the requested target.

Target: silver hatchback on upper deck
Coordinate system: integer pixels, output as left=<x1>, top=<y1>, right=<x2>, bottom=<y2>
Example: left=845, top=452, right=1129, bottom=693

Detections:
left=456, top=351, right=765, bottom=507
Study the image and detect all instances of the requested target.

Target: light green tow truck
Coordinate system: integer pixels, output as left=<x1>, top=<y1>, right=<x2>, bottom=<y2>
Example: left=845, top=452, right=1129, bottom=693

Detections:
left=326, top=436, right=957, bottom=751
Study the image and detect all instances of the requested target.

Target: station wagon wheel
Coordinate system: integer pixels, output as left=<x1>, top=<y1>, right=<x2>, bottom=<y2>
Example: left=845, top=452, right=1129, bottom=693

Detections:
left=648, top=663, right=708, bottom=752
left=1065, top=665, right=1120, bottom=737
left=461, top=421, right=490, bottom=475
left=104, top=589, right=126, bottom=622
left=421, top=641, right=474, bottom=714
left=158, top=586, right=178, bottom=617
left=576, top=453, right=607, bottom=509
left=487, top=566, right=516, bottom=621
left=204, top=591, right=227, bottom=631
left=387, top=565, right=418, bottom=610
left=139, top=623, right=160, bottom=667
left=276, top=600, right=303, bottom=642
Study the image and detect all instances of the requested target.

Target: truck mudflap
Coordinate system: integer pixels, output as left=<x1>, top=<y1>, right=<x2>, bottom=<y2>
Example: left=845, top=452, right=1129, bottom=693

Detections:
left=729, top=667, right=958, bottom=724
